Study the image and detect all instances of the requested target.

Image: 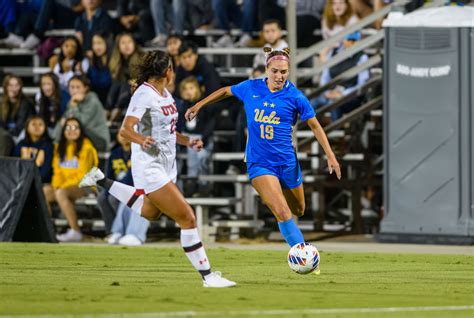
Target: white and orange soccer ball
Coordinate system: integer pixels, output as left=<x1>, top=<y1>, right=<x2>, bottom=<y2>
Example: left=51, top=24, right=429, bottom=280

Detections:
left=287, top=242, right=320, bottom=274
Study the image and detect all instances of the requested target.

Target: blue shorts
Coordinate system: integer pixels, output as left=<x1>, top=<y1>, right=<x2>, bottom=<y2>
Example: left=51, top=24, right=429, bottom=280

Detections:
left=246, top=160, right=303, bottom=189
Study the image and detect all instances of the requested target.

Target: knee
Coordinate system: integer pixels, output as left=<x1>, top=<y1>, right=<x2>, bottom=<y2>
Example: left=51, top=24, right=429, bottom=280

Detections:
left=293, top=202, right=305, bottom=217
left=141, top=208, right=161, bottom=221
left=267, top=202, right=292, bottom=222
left=179, top=210, right=196, bottom=229
left=55, top=188, right=66, bottom=200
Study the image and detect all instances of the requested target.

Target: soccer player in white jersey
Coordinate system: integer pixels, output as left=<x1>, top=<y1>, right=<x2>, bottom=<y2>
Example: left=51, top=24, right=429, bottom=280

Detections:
left=80, top=50, right=236, bottom=288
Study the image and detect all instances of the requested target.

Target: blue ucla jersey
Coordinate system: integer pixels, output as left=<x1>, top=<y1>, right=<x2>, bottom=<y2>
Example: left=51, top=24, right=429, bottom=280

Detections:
left=231, top=78, right=315, bottom=165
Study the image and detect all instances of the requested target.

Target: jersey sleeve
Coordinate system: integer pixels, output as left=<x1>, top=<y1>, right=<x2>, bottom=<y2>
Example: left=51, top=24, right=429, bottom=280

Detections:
left=125, top=90, right=148, bottom=120
left=296, top=94, right=316, bottom=122
left=230, top=80, right=251, bottom=101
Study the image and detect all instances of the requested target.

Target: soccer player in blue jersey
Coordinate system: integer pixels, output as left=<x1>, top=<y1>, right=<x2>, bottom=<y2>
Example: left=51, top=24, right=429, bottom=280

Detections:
left=185, top=47, right=341, bottom=248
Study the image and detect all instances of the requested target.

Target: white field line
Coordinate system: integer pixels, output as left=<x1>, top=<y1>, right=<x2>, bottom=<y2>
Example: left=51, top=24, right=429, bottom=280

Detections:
left=3, top=305, right=474, bottom=318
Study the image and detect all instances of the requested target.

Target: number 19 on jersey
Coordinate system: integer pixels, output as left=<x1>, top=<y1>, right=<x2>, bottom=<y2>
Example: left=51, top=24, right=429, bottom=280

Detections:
left=260, top=124, right=274, bottom=140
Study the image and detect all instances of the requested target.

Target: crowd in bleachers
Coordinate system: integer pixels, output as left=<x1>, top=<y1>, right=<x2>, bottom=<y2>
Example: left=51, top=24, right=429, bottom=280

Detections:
left=0, top=0, right=395, bottom=244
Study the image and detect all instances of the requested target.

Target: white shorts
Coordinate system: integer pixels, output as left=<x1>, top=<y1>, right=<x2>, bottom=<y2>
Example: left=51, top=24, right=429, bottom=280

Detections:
left=132, top=151, right=177, bottom=194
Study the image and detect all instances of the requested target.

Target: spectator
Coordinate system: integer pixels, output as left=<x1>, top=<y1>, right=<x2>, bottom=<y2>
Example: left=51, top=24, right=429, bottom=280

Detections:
left=253, top=19, right=288, bottom=68
left=321, top=0, right=358, bottom=62
left=74, top=0, right=114, bottom=53
left=349, top=0, right=388, bottom=28
left=311, top=32, right=369, bottom=121
left=166, top=33, right=183, bottom=68
left=0, top=0, right=16, bottom=41
left=107, top=32, right=143, bottom=124
left=49, top=36, right=89, bottom=92
left=87, top=32, right=112, bottom=106
left=177, top=76, right=215, bottom=196
left=252, top=65, right=266, bottom=79
left=35, top=72, right=69, bottom=134
left=52, top=117, right=98, bottom=242
left=235, top=0, right=259, bottom=47
left=54, top=75, right=110, bottom=152
left=0, top=74, right=33, bottom=138
left=175, top=41, right=221, bottom=99
left=116, top=0, right=154, bottom=45
left=259, top=0, right=286, bottom=29
left=278, top=0, right=325, bottom=48
left=19, top=0, right=84, bottom=49
left=149, top=0, right=186, bottom=47
left=186, top=0, right=213, bottom=31
left=211, top=0, right=241, bottom=48
left=97, top=132, right=149, bottom=246
left=14, top=115, right=54, bottom=213
left=0, top=0, right=42, bottom=48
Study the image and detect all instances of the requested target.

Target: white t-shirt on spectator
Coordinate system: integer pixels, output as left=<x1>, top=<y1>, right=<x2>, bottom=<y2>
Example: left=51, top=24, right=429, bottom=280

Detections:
left=53, top=58, right=90, bottom=90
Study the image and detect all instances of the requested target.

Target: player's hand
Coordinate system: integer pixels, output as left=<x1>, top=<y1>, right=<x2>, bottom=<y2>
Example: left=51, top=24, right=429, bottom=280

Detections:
left=141, top=136, right=156, bottom=150
left=185, top=105, right=200, bottom=121
left=327, top=156, right=341, bottom=180
left=189, top=138, right=204, bottom=152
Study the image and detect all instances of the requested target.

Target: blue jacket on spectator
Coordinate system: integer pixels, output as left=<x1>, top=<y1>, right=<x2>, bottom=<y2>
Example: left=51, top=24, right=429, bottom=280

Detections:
left=14, top=139, right=54, bottom=183
left=87, top=62, right=112, bottom=105
left=106, top=146, right=133, bottom=186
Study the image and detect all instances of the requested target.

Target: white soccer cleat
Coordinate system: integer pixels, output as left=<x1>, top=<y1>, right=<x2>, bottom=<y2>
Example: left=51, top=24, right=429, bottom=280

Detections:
left=203, top=271, right=236, bottom=288
left=79, top=167, right=105, bottom=188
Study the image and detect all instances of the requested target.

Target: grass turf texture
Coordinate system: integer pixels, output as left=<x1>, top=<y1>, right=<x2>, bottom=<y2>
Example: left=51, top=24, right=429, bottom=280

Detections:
left=0, top=243, right=473, bottom=318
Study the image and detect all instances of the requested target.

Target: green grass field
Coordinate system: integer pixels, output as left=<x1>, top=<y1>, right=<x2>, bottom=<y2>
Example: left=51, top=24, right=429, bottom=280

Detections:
left=0, top=243, right=473, bottom=318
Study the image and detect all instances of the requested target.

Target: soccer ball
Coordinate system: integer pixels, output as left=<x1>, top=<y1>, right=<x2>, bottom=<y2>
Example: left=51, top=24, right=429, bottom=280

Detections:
left=287, top=242, right=320, bottom=274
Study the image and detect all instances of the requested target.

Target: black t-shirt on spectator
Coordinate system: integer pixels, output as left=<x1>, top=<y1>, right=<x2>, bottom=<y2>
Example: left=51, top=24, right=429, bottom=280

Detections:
left=74, top=9, right=114, bottom=51
left=175, top=56, right=221, bottom=99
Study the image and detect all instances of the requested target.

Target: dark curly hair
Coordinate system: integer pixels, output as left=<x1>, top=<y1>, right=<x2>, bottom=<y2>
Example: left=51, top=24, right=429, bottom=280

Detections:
left=264, top=47, right=290, bottom=66
left=134, top=50, right=172, bottom=87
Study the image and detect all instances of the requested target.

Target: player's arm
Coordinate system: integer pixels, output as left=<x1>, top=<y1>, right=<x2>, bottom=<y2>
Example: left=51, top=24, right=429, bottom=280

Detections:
left=306, top=116, right=342, bottom=179
left=120, top=116, right=156, bottom=150
left=185, top=86, right=234, bottom=121
left=176, top=132, right=203, bottom=151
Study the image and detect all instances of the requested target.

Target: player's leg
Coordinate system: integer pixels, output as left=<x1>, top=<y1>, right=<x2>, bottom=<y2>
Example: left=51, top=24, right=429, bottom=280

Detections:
left=280, top=160, right=305, bottom=217
left=251, top=175, right=305, bottom=247
left=79, top=167, right=152, bottom=217
left=140, top=195, right=163, bottom=220
left=283, top=184, right=305, bottom=217
left=146, top=181, right=236, bottom=287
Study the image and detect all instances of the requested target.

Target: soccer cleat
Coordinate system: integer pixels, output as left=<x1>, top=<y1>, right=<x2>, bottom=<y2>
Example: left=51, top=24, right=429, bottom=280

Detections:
left=56, top=229, right=83, bottom=242
left=203, top=271, right=236, bottom=288
left=313, top=265, right=321, bottom=276
left=79, top=167, right=105, bottom=188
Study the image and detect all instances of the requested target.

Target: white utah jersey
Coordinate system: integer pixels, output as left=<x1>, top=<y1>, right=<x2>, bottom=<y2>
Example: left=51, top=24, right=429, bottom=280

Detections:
left=125, top=82, right=178, bottom=162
